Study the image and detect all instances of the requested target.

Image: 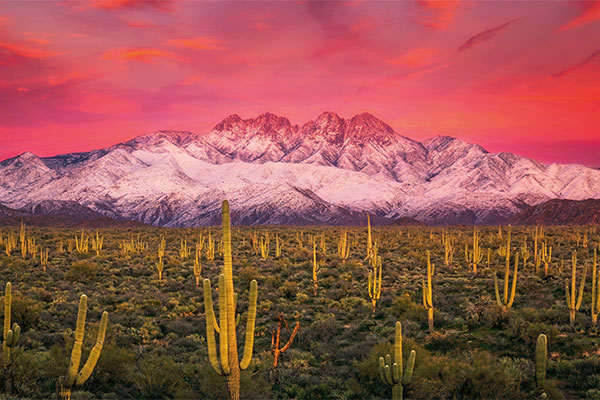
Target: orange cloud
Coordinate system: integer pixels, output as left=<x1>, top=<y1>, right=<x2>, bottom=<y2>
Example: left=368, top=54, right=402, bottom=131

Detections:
left=177, top=73, right=208, bottom=86
left=166, top=36, right=224, bottom=51
left=28, top=37, right=50, bottom=45
left=559, top=0, right=600, bottom=31
left=88, top=0, right=175, bottom=11
left=0, top=41, right=60, bottom=61
left=101, top=47, right=182, bottom=62
left=388, top=48, right=438, bottom=67
left=413, top=0, right=460, bottom=30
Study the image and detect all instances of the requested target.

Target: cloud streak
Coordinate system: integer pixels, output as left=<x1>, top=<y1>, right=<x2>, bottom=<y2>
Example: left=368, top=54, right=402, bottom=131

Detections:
left=457, top=20, right=515, bottom=52
left=553, top=47, right=600, bottom=78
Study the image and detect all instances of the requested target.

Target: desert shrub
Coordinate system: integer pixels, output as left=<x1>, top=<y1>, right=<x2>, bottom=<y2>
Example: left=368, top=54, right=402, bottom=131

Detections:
left=65, top=261, right=100, bottom=282
left=133, top=354, right=192, bottom=399
left=411, top=351, right=526, bottom=399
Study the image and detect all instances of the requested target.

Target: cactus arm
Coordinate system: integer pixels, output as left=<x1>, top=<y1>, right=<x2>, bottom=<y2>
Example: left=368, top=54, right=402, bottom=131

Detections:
left=402, top=350, right=416, bottom=386
left=565, top=279, right=572, bottom=309
left=280, top=322, right=299, bottom=353
left=239, top=279, right=258, bottom=370
left=383, top=363, right=393, bottom=385
left=203, top=279, right=222, bottom=375
left=493, top=273, right=503, bottom=308
left=507, top=252, right=519, bottom=308
left=75, top=311, right=108, bottom=385
left=378, top=357, right=390, bottom=385
left=575, top=264, right=587, bottom=310
left=392, top=362, right=400, bottom=383
left=65, top=295, right=87, bottom=388
left=218, top=274, right=230, bottom=375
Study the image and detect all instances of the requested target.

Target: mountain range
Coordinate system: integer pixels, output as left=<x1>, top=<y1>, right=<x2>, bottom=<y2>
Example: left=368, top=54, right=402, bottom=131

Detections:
left=1, top=111, right=599, bottom=226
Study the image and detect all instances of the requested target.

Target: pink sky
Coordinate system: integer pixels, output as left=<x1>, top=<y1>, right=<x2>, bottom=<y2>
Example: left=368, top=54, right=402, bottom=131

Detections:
left=0, top=0, right=599, bottom=166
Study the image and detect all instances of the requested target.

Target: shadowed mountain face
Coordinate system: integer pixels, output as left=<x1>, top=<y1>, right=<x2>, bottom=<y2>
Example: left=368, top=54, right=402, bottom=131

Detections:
left=0, top=201, right=145, bottom=228
left=510, top=199, right=600, bottom=225
left=1, top=112, right=599, bottom=226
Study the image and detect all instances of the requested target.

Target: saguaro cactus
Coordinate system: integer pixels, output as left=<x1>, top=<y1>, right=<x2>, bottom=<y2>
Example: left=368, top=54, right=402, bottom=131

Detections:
left=466, top=227, right=483, bottom=273
left=367, top=213, right=373, bottom=260
left=193, top=250, right=202, bottom=288
left=592, top=249, right=599, bottom=326
left=57, top=295, right=108, bottom=400
left=378, top=321, right=416, bottom=400
left=3, top=283, right=20, bottom=395
left=422, top=256, right=434, bottom=333
left=536, top=334, right=547, bottom=392
left=338, top=229, right=350, bottom=261
left=312, top=238, right=320, bottom=296
left=494, top=252, right=519, bottom=313
left=540, top=241, right=552, bottom=276
left=565, top=251, right=587, bottom=325
left=203, top=200, right=258, bottom=400
left=368, top=258, right=382, bottom=312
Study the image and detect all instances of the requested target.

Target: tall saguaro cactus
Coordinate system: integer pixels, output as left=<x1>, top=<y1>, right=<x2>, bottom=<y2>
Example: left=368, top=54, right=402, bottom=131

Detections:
left=378, top=322, right=416, bottom=400
left=494, top=251, right=519, bottom=313
left=3, top=282, right=20, bottom=395
left=592, top=249, right=599, bottom=326
left=422, top=255, right=434, bottom=333
left=57, top=295, right=109, bottom=400
left=536, top=334, right=547, bottom=392
left=203, top=200, right=258, bottom=400
left=565, top=251, right=587, bottom=325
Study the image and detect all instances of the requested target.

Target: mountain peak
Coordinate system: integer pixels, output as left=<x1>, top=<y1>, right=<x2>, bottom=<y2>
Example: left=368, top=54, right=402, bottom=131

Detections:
left=212, top=112, right=296, bottom=139
left=424, top=135, right=488, bottom=154
left=130, top=130, right=195, bottom=147
left=346, top=112, right=397, bottom=144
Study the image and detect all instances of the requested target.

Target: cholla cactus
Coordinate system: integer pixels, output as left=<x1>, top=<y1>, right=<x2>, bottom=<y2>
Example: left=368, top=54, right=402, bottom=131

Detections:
left=378, top=322, right=416, bottom=400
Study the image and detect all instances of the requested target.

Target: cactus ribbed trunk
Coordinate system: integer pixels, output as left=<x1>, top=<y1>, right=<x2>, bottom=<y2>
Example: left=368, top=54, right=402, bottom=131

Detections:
left=392, top=385, right=402, bottom=400
left=222, top=201, right=241, bottom=400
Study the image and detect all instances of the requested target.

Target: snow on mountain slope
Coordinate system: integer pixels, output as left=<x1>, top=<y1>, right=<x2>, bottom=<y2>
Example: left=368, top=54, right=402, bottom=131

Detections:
left=1, top=111, right=599, bottom=226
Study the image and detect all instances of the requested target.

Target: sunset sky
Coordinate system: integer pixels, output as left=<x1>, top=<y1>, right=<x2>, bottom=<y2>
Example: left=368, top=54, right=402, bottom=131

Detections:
left=1, top=0, right=599, bottom=166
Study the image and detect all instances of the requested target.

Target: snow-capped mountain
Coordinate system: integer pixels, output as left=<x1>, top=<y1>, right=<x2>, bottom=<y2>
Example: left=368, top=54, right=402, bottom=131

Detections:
left=1, top=112, right=599, bottom=226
